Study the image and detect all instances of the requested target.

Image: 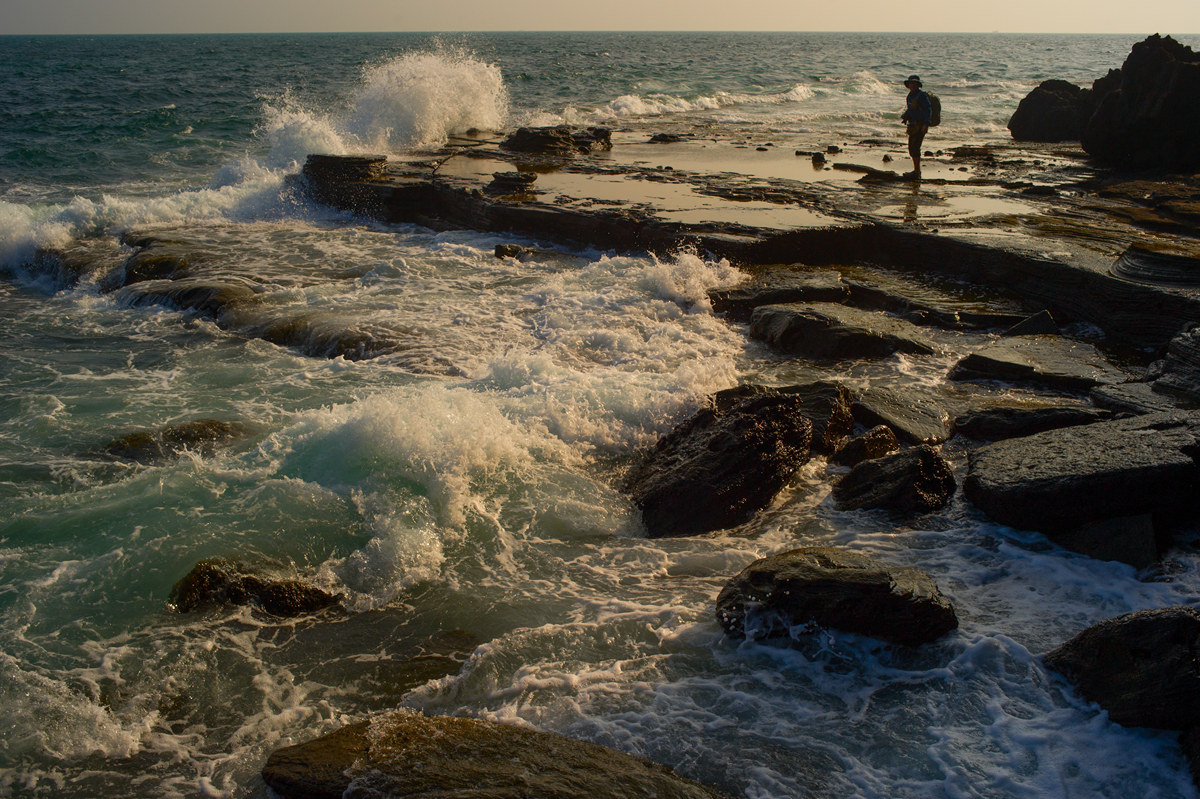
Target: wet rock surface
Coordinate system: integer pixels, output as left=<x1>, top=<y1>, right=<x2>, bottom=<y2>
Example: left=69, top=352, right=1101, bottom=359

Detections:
left=715, top=546, right=958, bottom=646
left=1045, top=606, right=1200, bottom=730
left=623, top=390, right=813, bottom=537
left=948, top=336, right=1130, bottom=392
left=832, top=444, right=956, bottom=514
left=850, top=386, right=951, bottom=446
left=829, top=424, right=900, bottom=467
left=713, top=381, right=855, bottom=455
left=98, top=419, right=249, bottom=462
left=262, top=711, right=731, bottom=799
left=964, top=412, right=1200, bottom=545
left=749, top=302, right=937, bottom=360
left=952, top=405, right=1111, bottom=441
left=169, top=558, right=342, bottom=617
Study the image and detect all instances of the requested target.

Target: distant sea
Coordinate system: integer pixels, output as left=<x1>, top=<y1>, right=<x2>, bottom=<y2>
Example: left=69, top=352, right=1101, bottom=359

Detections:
left=3, top=32, right=1200, bottom=799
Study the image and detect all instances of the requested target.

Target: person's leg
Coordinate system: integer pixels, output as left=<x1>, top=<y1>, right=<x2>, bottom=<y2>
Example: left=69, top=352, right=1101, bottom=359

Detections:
left=907, top=125, right=926, bottom=176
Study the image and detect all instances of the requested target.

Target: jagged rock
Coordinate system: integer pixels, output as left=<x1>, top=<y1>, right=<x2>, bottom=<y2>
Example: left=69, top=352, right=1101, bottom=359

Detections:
left=829, top=424, right=900, bottom=467
left=749, top=302, right=936, bottom=360
left=623, top=391, right=813, bottom=537
left=303, top=154, right=388, bottom=182
left=715, top=546, right=958, bottom=646
left=1154, top=325, right=1200, bottom=403
left=169, top=558, right=342, bottom=617
left=712, top=382, right=853, bottom=455
left=262, top=711, right=731, bottom=799
left=1003, top=309, right=1057, bottom=337
left=832, top=445, right=956, bottom=514
left=1081, top=35, right=1200, bottom=170
left=952, top=405, right=1111, bottom=441
left=948, top=336, right=1129, bottom=392
left=1044, top=606, right=1200, bottom=729
left=495, top=243, right=535, bottom=260
left=500, top=126, right=613, bottom=155
left=708, top=270, right=847, bottom=322
left=963, top=412, right=1200, bottom=551
left=1007, top=80, right=1092, bottom=142
left=98, top=419, right=249, bottom=462
left=851, top=385, right=950, bottom=445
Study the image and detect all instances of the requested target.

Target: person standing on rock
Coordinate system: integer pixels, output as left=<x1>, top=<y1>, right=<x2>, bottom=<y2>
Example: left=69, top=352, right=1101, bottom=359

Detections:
left=901, top=75, right=932, bottom=179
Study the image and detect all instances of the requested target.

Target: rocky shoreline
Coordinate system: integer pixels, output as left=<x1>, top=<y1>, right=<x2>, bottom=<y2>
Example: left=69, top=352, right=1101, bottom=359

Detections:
left=23, top=36, right=1200, bottom=798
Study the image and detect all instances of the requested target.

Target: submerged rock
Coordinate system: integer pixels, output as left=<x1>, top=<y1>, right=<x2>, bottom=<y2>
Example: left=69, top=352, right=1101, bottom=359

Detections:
left=963, top=412, right=1200, bottom=554
left=750, top=302, right=936, bottom=360
left=169, top=558, right=341, bottom=617
left=1044, top=606, right=1200, bottom=730
left=99, top=419, right=249, bottom=462
left=948, top=336, right=1129, bottom=392
left=623, top=391, right=813, bottom=537
left=715, top=546, right=958, bottom=646
left=832, top=444, right=956, bottom=514
left=262, top=711, right=731, bottom=799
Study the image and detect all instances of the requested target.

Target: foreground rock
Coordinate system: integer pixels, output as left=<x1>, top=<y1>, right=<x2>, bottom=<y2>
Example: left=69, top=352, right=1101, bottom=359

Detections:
left=262, top=711, right=730, bottom=799
left=169, top=558, right=341, bottom=617
left=1044, top=606, right=1200, bottom=730
left=964, top=413, right=1200, bottom=560
left=948, top=336, right=1129, bottom=392
left=751, top=302, right=936, bottom=360
left=951, top=405, right=1111, bottom=441
left=1082, top=34, right=1200, bottom=171
left=715, top=547, right=958, bottom=646
left=832, top=445, right=956, bottom=514
left=1007, top=79, right=1092, bottom=142
left=713, top=382, right=854, bottom=454
left=624, top=390, right=813, bottom=537
left=99, top=419, right=249, bottom=462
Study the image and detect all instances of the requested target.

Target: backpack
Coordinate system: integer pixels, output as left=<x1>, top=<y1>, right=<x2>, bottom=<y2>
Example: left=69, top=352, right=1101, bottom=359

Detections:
left=928, top=93, right=941, bottom=127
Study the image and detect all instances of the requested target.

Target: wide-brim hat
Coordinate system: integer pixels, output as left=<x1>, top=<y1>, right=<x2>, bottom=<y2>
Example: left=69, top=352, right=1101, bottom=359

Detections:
left=904, top=75, right=922, bottom=87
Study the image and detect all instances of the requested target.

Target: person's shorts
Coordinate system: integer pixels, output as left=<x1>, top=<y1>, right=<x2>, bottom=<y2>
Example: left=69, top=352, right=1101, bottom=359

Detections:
left=907, top=124, right=928, bottom=151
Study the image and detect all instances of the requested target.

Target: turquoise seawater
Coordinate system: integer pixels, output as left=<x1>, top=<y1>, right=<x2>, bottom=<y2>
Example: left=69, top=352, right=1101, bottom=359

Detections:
left=2, top=31, right=1200, bottom=799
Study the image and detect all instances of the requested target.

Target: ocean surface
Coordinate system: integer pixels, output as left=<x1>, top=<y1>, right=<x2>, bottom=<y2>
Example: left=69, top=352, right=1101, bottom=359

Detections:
left=3, top=31, right=1200, bottom=798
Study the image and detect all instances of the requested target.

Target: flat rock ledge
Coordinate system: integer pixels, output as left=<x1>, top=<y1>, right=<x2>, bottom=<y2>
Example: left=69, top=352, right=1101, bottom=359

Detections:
left=623, top=389, right=813, bottom=537
left=715, top=546, right=958, bottom=646
left=948, top=336, right=1130, bottom=393
left=964, top=412, right=1200, bottom=563
left=750, top=302, right=937, bottom=361
left=1044, top=606, right=1200, bottom=730
left=261, top=711, right=731, bottom=799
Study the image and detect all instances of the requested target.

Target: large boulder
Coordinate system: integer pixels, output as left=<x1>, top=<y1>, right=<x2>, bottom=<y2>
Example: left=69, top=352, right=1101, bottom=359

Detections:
left=832, top=445, right=956, bottom=514
left=963, top=412, right=1200, bottom=548
left=712, top=382, right=854, bottom=454
left=624, top=390, right=813, bottom=537
left=715, top=547, right=958, bottom=646
left=169, top=559, right=342, bottom=617
left=262, top=711, right=731, bottom=799
left=948, top=336, right=1129, bottom=393
left=1044, top=606, right=1200, bottom=730
left=750, top=302, right=936, bottom=361
left=1081, top=34, right=1200, bottom=170
left=1007, top=80, right=1092, bottom=142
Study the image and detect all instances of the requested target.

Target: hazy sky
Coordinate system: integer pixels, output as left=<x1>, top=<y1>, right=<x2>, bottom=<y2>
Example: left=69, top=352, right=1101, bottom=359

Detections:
left=2, top=0, right=1197, bottom=35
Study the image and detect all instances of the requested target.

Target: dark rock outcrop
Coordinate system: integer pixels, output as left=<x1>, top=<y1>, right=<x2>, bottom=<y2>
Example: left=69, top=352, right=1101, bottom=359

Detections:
left=948, top=336, right=1129, bottom=392
left=1007, top=80, right=1092, bottom=142
left=624, top=391, right=813, bottom=537
left=712, top=382, right=854, bottom=454
left=169, top=558, right=341, bottom=617
left=850, top=385, right=950, bottom=445
left=500, top=125, right=612, bottom=155
left=952, top=406, right=1111, bottom=442
left=99, top=419, right=249, bottom=462
left=1154, top=325, right=1200, bottom=403
left=963, top=412, right=1200, bottom=552
left=1090, top=381, right=1187, bottom=415
left=829, top=424, right=900, bottom=467
left=262, top=711, right=731, bottom=799
left=708, top=270, right=847, bottom=322
left=1044, top=606, right=1200, bottom=730
left=832, top=445, right=956, bottom=514
left=715, top=546, right=958, bottom=646
left=1081, top=35, right=1200, bottom=170
left=750, top=302, right=936, bottom=360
